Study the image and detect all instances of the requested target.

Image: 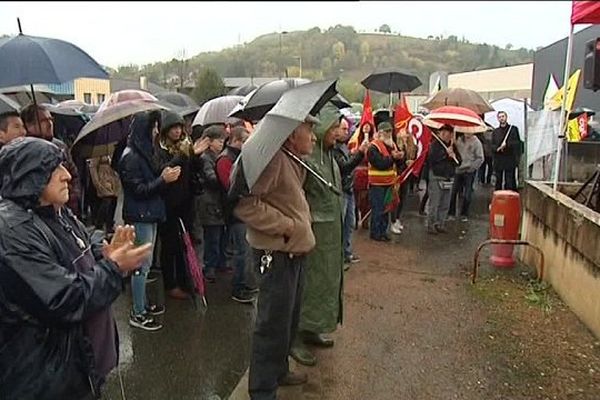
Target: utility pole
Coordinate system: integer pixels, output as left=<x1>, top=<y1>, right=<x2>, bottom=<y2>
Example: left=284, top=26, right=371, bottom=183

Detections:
left=279, top=31, right=288, bottom=79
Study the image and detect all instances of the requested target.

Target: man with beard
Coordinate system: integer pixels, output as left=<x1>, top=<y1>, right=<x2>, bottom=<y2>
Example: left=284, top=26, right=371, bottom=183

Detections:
left=492, top=111, right=521, bottom=191
left=366, top=121, right=405, bottom=242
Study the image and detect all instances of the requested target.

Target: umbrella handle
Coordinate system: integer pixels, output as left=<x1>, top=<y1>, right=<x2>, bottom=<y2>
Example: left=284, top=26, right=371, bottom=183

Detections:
left=281, top=147, right=342, bottom=196
left=431, top=132, right=460, bottom=165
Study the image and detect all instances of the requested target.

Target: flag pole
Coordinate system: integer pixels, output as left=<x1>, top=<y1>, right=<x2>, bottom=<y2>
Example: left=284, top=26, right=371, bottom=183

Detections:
left=553, top=24, right=574, bottom=191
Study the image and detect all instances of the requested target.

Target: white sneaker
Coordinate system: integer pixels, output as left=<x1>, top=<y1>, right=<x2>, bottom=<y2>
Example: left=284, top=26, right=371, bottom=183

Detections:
left=390, top=221, right=403, bottom=235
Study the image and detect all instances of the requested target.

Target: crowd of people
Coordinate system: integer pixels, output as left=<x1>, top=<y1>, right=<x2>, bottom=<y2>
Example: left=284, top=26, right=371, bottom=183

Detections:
left=0, top=93, right=522, bottom=399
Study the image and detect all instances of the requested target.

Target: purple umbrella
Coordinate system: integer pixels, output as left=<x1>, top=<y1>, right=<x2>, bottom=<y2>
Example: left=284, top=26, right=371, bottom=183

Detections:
left=71, top=90, right=168, bottom=159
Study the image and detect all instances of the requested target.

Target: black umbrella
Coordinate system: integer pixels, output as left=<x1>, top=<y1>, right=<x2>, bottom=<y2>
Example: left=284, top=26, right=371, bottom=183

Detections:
left=230, top=78, right=352, bottom=121
left=361, top=68, right=422, bottom=94
left=240, top=79, right=339, bottom=190
left=228, top=84, right=258, bottom=96
left=229, top=78, right=310, bottom=121
left=155, top=92, right=200, bottom=118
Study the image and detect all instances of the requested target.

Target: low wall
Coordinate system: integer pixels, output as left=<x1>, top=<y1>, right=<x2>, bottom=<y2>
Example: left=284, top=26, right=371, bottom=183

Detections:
left=519, top=181, right=600, bottom=338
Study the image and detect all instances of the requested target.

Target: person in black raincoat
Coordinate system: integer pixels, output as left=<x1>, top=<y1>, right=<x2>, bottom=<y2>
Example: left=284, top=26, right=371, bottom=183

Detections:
left=0, top=137, right=150, bottom=400
left=155, top=110, right=195, bottom=300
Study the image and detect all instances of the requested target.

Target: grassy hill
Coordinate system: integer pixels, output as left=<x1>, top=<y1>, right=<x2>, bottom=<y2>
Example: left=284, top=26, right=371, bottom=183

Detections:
left=111, top=25, right=534, bottom=105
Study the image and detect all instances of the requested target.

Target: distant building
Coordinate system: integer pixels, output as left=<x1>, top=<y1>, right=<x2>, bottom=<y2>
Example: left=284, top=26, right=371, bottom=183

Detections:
left=74, top=78, right=110, bottom=105
left=447, top=63, right=533, bottom=102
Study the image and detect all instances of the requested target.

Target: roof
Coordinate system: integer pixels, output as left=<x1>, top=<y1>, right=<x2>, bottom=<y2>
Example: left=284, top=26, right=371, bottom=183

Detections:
left=222, top=77, right=280, bottom=88
left=109, top=78, right=167, bottom=95
left=183, top=77, right=280, bottom=89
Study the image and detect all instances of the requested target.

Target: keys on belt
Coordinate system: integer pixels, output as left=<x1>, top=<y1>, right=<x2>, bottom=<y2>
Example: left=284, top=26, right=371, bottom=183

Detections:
left=259, top=250, right=273, bottom=274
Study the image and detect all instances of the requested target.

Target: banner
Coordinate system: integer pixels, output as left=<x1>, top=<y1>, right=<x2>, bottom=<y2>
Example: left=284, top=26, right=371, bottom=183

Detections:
left=548, top=69, right=581, bottom=113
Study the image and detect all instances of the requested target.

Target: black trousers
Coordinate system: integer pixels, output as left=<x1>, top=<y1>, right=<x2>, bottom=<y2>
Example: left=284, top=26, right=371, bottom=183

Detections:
left=495, top=166, right=517, bottom=191
left=158, top=217, right=189, bottom=291
left=249, top=250, right=305, bottom=400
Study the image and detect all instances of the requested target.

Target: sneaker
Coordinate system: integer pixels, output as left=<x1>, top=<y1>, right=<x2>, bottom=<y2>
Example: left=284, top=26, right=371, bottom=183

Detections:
left=146, top=303, right=165, bottom=316
left=390, top=221, right=402, bottom=235
left=447, top=215, right=456, bottom=222
left=460, top=216, right=469, bottom=222
left=345, top=254, right=361, bottom=264
left=343, top=263, right=351, bottom=272
left=129, top=312, right=162, bottom=331
left=231, top=290, right=255, bottom=304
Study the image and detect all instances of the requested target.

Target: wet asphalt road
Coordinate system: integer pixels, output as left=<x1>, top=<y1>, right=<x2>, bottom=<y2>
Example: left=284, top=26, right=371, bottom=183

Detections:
left=101, top=272, right=256, bottom=400
left=102, top=182, right=496, bottom=400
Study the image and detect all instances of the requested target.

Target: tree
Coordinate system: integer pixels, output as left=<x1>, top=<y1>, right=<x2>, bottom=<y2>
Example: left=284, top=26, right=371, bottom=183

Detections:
left=359, top=40, right=371, bottom=63
left=379, top=24, right=391, bottom=34
left=332, top=41, right=346, bottom=62
left=192, top=68, right=226, bottom=105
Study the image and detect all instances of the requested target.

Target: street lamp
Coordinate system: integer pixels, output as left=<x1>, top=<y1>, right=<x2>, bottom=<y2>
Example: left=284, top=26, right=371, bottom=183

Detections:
left=293, top=56, right=302, bottom=78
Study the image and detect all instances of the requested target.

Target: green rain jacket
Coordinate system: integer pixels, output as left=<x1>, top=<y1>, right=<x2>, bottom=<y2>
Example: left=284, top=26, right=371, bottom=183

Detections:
left=300, top=104, right=345, bottom=334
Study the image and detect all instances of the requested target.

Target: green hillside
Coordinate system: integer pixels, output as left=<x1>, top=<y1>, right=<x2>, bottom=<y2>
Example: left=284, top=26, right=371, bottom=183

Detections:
left=111, top=25, right=534, bottom=105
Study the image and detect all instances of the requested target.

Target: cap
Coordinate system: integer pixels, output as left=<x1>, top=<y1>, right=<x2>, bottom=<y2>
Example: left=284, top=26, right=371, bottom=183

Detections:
left=377, top=121, right=393, bottom=132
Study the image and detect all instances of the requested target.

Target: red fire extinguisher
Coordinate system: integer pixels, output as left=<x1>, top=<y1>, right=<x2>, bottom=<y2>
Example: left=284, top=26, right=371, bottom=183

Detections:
left=489, top=190, right=521, bottom=268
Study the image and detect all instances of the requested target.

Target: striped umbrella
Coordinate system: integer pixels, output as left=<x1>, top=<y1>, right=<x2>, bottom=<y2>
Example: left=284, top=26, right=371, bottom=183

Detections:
left=422, top=105, right=487, bottom=133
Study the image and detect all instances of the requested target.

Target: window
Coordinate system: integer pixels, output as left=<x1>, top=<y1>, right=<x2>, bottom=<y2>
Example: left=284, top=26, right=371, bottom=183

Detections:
left=83, top=92, right=92, bottom=104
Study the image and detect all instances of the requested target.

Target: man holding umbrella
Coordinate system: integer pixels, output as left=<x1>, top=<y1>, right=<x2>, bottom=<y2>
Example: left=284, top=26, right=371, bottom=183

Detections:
left=233, top=80, right=339, bottom=400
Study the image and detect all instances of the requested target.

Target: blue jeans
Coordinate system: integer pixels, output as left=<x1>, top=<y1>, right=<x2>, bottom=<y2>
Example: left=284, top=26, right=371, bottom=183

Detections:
left=203, top=225, right=226, bottom=274
left=342, top=192, right=356, bottom=259
left=228, top=222, right=248, bottom=293
left=448, top=171, right=476, bottom=217
left=368, top=186, right=389, bottom=239
left=131, top=222, right=158, bottom=316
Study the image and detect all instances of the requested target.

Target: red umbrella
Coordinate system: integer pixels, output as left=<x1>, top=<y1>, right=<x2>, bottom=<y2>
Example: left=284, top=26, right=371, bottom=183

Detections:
left=179, top=218, right=207, bottom=308
left=422, top=105, right=487, bottom=133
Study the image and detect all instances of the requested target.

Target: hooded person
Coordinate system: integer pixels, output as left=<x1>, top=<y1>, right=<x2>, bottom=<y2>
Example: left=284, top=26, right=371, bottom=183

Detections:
left=290, top=103, right=344, bottom=367
left=0, top=137, right=150, bottom=400
left=155, top=110, right=195, bottom=300
left=118, top=110, right=181, bottom=331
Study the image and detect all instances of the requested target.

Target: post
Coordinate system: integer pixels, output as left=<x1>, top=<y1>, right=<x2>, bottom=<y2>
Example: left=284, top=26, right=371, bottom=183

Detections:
left=523, top=98, right=529, bottom=180
left=553, top=24, right=574, bottom=191
left=278, top=33, right=282, bottom=79
left=298, top=56, right=302, bottom=78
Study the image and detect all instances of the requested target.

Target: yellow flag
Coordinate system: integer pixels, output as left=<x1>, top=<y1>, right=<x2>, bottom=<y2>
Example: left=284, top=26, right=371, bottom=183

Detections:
left=549, top=69, right=581, bottom=112
left=567, top=118, right=581, bottom=142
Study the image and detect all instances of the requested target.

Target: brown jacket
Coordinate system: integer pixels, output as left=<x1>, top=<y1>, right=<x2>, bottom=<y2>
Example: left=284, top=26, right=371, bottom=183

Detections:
left=234, top=149, right=315, bottom=254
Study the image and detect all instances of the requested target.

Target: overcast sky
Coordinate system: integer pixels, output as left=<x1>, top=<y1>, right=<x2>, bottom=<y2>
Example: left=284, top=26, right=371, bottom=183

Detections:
left=0, top=1, right=578, bottom=69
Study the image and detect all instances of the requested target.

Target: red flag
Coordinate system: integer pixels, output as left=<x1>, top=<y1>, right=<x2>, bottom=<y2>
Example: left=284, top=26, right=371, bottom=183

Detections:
left=571, top=1, right=600, bottom=25
left=348, top=90, right=375, bottom=151
left=397, top=117, right=432, bottom=185
left=394, top=95, right=412, bottom=134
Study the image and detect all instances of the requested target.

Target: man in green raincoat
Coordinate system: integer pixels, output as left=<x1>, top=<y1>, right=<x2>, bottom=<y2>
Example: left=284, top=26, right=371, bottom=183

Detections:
left=291, top=104, right=344, bottom=366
